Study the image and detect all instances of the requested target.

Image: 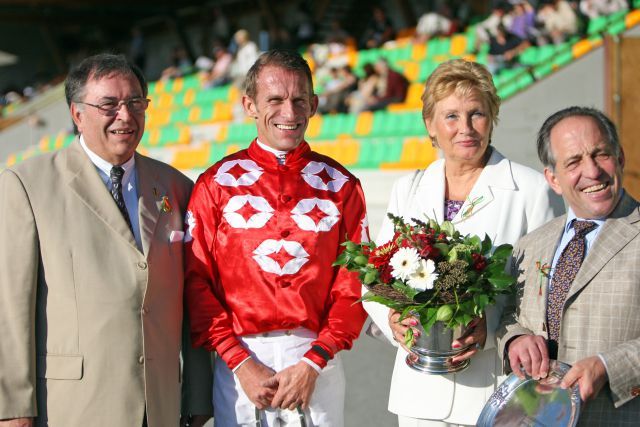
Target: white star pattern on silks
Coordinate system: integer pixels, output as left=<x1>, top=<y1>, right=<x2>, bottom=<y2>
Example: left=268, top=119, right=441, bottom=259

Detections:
left=214, top=160, right=264, bottom=187
left=252, top=239, right=310, bottom=276
left=360, top=215, right=370, bottom=243
left=184, top=210, right=196, bottom=243
left=223, top=195, right=274, bottom=229
left=290, top=198, right=340, bottom=232
left=301, top=161, right=349, bottom=192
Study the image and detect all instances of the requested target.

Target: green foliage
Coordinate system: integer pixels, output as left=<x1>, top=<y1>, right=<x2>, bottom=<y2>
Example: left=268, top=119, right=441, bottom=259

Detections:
left=335, top=213, right=517, bottom=331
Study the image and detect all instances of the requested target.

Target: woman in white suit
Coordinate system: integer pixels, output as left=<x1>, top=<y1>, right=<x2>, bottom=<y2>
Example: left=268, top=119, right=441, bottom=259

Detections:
left=365, top=59, right=565, bottom=426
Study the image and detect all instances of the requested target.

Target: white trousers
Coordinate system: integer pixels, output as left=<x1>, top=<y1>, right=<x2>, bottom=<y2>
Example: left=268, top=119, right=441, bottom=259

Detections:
left=213, top=328, right=345, bottom=427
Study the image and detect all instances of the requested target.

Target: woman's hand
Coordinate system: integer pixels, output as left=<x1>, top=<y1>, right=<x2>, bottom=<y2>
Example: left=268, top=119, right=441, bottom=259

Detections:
left=450, top=316, right=487, bottom=363
left=388, top=309, right=420, bottom=352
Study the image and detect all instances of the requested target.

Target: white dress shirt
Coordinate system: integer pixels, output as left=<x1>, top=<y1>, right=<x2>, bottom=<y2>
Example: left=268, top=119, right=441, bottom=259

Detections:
left=79, top=135, right=142, bottom=250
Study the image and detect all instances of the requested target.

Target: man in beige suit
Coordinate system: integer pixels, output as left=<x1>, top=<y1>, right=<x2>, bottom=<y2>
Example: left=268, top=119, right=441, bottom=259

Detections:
left=0, top=54, right=212, bottom=426
left=498, top=106, right=640, bottom=425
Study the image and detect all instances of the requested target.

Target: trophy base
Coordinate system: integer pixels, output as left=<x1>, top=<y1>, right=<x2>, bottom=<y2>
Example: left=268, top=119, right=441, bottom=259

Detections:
left=406, top=350, right=470, bottom=374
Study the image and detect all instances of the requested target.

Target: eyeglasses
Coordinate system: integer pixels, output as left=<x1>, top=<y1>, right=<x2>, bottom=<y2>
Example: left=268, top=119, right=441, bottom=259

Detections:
left=75, top=97, right=150, bottom=116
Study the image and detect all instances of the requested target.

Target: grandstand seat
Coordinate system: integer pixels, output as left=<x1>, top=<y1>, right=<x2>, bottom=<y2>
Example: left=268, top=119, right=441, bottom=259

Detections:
left=587, top=16, right=608, bottom=35
left=226, top=122, right=256, bottom=143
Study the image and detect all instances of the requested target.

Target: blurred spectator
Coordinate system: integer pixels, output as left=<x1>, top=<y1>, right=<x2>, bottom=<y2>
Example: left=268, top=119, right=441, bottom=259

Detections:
left=229, top=29, right=260, bottom=88
left=360, top=6, right=396, bottom=49
left=487, top=24, right=529, bottom=73
left=475, top=3, right=513, bottom=51
left=202, top=43, right=233, bottom=88
left=346, top=63, right=379, bottom=114
left=508, top=1, right=541, bottom=44
left=537, top=0, right=578, bottom=44
left=318, top=65, right=358, bottom=114
left=364, top=58, right=408, bottom=111
left=160, top=46, right=193, bottom=81
left=414, top=5, right=455, bottom=44
left=129, top=27, right=146, bottom=71
left=579, top=0, right=628, bottom=20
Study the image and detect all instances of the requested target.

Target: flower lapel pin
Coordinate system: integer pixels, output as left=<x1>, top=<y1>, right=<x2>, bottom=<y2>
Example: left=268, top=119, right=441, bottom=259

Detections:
left=535, top=260, right=552, bottom=296
left=461, top=195, right=484, bottom=220
left=153, top=187, right=173, bottom=213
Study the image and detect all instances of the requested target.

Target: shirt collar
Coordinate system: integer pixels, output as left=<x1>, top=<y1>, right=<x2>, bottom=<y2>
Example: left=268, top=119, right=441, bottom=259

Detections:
left=256, top=139, right=288, bottom=163
left=79, top=135, right=136, bottom=183
left=564, top=208, right=606, bottom=233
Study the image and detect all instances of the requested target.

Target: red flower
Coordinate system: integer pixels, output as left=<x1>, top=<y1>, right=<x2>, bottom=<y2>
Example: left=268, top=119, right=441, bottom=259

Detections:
left=370, top=241, right=397, bottom=269
left=419, top=244, right=440, bottom=260
left=379, top=264, right=393, bottom=284
left=471, top=253, right=488, bottom=272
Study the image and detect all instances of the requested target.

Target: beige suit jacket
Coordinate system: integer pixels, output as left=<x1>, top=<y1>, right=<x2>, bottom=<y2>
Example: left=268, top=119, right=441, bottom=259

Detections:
left=498, top=192, right=640, bottom=426
left=0, top=141, right=213, bottom=426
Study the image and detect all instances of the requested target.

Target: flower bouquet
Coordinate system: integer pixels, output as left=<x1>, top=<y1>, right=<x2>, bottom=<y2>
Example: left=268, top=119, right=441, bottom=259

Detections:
left=334, top=213, right=516, bottom=373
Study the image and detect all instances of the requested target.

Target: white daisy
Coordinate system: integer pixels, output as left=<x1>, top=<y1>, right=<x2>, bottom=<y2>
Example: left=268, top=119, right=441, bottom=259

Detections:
left=390, top=247, right=421, bottom=281
left=407, top=258, right=438, bottom=291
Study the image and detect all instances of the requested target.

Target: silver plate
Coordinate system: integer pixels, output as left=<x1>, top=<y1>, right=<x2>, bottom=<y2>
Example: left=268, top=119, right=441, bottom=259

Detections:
left=477, top=360, right=581, bottom=427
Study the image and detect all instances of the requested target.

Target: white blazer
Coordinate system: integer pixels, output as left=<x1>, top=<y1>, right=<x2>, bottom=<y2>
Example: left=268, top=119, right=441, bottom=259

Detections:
left=365, top=148, right=565, bottom=424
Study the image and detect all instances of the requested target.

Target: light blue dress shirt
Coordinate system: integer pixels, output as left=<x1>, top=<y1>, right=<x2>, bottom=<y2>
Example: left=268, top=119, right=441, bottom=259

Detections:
left=79, top=136, right=142, bottom=250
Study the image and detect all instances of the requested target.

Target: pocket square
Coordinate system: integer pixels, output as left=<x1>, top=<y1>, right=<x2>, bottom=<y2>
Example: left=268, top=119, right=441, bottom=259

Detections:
left=169, top=230, right=184, bottom=243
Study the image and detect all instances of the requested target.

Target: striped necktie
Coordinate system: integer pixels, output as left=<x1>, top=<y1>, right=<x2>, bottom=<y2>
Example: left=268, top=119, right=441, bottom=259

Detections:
left=110, top=166, right=133, bottom=234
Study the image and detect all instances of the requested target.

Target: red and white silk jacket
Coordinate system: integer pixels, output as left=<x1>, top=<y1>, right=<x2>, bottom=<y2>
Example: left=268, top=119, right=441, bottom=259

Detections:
left=184, top=140, right=369, bottom=370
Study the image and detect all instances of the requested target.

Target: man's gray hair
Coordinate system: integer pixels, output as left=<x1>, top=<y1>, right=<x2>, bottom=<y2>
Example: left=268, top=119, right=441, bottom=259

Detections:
left=537, top=106, right=620, bottom=168
left=64, top=53, right=147, bottom=107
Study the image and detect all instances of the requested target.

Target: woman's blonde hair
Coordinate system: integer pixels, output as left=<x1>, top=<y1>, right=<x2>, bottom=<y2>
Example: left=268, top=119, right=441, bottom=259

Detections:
left=421, top=59, right=500, bottom=127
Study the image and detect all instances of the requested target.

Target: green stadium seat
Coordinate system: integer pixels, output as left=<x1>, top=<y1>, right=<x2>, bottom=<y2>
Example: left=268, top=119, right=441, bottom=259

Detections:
left=532, top=62, right=553, bottom=80
left=170, top=108, right=190, bottom=125
left=518, top=46, right=539, bottom=66
left=208, top=142, right=231, bottom=164
left=587, top=16, right=608, bottom=35
left=316, top=113, right=357, bottom=139
left=226, top=122, right=256, bottom=143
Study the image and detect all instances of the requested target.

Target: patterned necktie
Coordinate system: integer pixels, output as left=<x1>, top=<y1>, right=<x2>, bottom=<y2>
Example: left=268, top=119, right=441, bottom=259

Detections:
left=110, top=166, right=133, bottom=233
left=547, top=220, right=597, bottom=346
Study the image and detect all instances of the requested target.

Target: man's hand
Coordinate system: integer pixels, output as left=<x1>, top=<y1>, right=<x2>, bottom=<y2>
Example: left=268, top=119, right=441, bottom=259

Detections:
left=266, top=361, right=319, bottom=410
left=0, top=419, right=33, bottom=427
left=235, top=358, right=277, bottom=409
left=180, top=415, right=211, bottom=427
left=451, top=316, right=487, bottom=364
left=561, top=355, right=608, bottom=402
left=388, top=309, right=418, bottom=353
left=507, top=334, right=550, bottom=380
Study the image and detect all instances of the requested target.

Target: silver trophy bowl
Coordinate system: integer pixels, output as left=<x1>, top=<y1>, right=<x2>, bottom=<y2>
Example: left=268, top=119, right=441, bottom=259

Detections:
left=406, top=320, right=471, bottom=374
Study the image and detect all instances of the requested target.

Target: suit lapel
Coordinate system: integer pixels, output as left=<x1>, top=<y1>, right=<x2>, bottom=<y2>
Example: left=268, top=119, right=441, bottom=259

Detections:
left=65, top=141, right=138, bottom=249
left=519, top=217, right=565, bottom=336
left=452, top=149, right=515, bottom=224
left=568, top=194, right=640, bottom=300
left=136, top=154, right=163, bottom=257
left=413, top=159, right=446, bottom=223
left=538, top=219, right=565, bottom=306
